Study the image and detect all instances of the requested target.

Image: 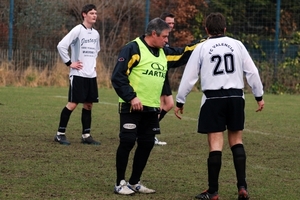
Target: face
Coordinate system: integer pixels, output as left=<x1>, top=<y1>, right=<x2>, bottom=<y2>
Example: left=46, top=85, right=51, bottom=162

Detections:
left=153, top=29, right=169, bottom=48
left=83, top=9, right=97, bottom=25
left=164, top=17, right=175, bottom=31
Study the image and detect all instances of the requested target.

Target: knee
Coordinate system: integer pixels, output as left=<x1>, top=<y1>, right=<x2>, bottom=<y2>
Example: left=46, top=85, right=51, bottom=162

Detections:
left=83, top=103, right=93, bottom=110
left=119, top=132, right=136, bottom=144
left=119, top=134, right=136, bottom=151
left=137, top=140, right=154, bottom=151
left=137, top=135, right=155, bottom=149
left=66, top=102, right=78, bottom=111
left=119, top=140, right=135, bottom=151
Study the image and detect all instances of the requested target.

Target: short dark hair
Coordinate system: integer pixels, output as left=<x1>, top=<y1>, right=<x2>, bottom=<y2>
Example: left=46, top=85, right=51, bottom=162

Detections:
left=205, top=12, right=226, bottom=36
left=81, top=4, right=97, bottom=19
left=160, top=12, right=175, bottom=21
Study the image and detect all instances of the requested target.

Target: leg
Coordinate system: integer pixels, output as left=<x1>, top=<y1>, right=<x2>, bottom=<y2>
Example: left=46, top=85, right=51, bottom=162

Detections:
left=114, top=113, right=138, bottom=195
left=116, top=140, right=135, bottom=184
left=195, top=132, right=223, bottom=199
left=228, top=130, right=249, bottom=200
left=196, top=97, right=227, bottom=199
left=82, top=102, right=93, bottom=135
left=155, top=95, right=173, bottom=145
left=228, top=130, right=247, bottom=189
left=156, top=76, right=173, bottom=145
left=130, top=113, right=157, bottom=183
left=127, top=112, right=157, bottom=194
left=226, top=97, right=248, bottom=199
left=81, top=102, right=100, bottom=144
left=116, top=113, right=139, bottom=184
left=207, top=132, right=223, bottom=193
left=115, top=139, right=136, bottom=195
left=54, top=102, right=77, bottom=145
left=129, top=136, right=155, bottom=184
left=127, top=137, right=156, bottom=194
left=58, top=102, right=77, bottom=133
left=58, top=75, right=80, bottom=134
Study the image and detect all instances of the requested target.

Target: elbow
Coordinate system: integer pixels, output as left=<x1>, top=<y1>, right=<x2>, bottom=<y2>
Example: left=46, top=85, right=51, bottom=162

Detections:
left=57, top=42, right=64, bottom=52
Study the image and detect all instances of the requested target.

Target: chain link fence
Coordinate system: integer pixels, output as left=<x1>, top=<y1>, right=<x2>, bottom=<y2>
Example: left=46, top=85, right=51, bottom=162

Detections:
left=0, top=0, right=299, bottom=93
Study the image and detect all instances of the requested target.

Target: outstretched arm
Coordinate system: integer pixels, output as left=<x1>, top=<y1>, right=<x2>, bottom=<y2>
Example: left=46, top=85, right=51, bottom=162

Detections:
left=164, top=42, right=200, bottom=69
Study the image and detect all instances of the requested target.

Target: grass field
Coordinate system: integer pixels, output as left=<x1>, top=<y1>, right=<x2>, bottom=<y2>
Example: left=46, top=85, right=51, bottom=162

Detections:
left=0, top=87, right=300, bottom=200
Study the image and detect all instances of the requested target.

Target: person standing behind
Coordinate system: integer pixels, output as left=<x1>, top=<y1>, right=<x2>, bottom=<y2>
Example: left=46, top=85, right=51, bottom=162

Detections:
left=160, top=12, right=175, bottom=35
left=174, top=12, right=264, bottom=200
left=154, top=12, right=175, bottom=145
left=54, top=4, right=100, bottom=145
left=111, top=17, right=198, bottom=195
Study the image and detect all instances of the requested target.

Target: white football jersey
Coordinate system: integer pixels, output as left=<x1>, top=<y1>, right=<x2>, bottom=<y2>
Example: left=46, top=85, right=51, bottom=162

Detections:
left=57, top=24, right=100, bottom=78
left=176, top=36, right=263, bottom=104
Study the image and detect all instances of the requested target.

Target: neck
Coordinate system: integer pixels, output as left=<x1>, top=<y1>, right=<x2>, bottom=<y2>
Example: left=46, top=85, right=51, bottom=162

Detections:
left=144, top=36, right=154, bottom=48
left=83, top=22, right=92, bottom=29
left=208, top=33, right=225, bottom=38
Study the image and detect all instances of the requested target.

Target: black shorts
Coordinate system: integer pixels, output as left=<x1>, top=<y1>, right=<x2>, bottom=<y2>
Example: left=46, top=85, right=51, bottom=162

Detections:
left=161, top=73, right=172, bottom=96
left=198, top=96, right=245, bottom=133
left=119, top=112, right=160, bottom=142
left=68, top=76, right=99, bottom=103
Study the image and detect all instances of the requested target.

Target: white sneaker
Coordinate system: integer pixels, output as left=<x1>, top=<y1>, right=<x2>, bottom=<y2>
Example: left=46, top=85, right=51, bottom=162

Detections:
left=155, top=137, right=167, bottom=145
left=127, top=181, right=156, bottom=194
left=114, top=180, right=135, bottom=195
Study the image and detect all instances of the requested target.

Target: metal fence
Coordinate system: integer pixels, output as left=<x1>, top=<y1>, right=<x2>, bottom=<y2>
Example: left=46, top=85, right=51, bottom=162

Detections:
left=1, top=0, right=299, bottom=92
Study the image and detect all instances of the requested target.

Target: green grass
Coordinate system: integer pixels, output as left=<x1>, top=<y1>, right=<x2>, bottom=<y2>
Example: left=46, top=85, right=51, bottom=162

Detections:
left=0, top=87, right=300, bottom=200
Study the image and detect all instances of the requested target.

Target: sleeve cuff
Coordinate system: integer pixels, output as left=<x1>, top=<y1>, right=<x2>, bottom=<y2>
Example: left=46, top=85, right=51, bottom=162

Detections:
left=65, top=60, right=72, bottom=66
left=255, top=96, right=263, bottom=101
left=176, top=102, right=184, bottom=108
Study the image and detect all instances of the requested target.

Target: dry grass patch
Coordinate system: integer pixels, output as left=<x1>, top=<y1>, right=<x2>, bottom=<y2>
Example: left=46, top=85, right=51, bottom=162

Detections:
left=0, top=58, right=111, bottom=87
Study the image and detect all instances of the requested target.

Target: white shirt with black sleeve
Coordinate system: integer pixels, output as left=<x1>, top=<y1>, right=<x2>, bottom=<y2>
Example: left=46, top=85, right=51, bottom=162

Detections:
left=176, top=35, right=264, bottom=105
left=57, top=24, right=100, bottom=78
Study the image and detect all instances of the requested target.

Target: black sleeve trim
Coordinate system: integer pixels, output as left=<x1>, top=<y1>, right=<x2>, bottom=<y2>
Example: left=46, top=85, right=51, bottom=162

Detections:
left=65, top=60, right=72, bottom=66
left=176, top=102, right=184, bottom=108
left=255, top=96, right=263, bottom=101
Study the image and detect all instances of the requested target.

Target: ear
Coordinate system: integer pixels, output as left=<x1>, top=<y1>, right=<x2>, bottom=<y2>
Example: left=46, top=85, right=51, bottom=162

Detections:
left=205, top=27, right=209, bottom=34
left=151, top=30, right=157, bottom=36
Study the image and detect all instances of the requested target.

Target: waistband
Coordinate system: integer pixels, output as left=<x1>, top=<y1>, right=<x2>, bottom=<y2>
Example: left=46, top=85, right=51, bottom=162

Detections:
left=204, top=88, right=243, bottom=98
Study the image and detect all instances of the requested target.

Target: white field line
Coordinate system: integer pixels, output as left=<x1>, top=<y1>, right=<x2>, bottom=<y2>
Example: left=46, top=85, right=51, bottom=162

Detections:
left=54, top=96, right=118, bottom=106
left=54, top=96, right=297, bottom=140
left=171, top=115, right=299, bottom=140
left=54, top=96, right=296, bottom=174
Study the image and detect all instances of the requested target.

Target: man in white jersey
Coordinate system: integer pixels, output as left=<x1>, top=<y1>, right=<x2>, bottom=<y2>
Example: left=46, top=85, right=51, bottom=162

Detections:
left=174, top=13, right=264, bottom=200
left=54, top=4, right=100, bottom=145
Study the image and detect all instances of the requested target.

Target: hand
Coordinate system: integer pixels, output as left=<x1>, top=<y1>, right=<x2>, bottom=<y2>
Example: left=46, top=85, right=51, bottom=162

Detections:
left=256, top=99, right=264, bottom=112
left=174, top=106, right=183, bottom=119
left=70, top=61, right=83, bottom=70
left=130, top=97, right=143, bottom=111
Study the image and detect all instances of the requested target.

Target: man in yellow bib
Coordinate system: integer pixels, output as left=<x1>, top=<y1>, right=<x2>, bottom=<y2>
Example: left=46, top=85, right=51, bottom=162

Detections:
left=111, top=17, right=198, bottom=195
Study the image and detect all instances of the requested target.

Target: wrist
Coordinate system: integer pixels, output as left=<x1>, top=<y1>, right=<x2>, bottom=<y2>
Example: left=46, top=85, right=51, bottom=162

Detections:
left=65, top=60, right=72, bottom=67
left=255, top=96, right=263, bottom=101
left=176, top=102, right=184, bottom=108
